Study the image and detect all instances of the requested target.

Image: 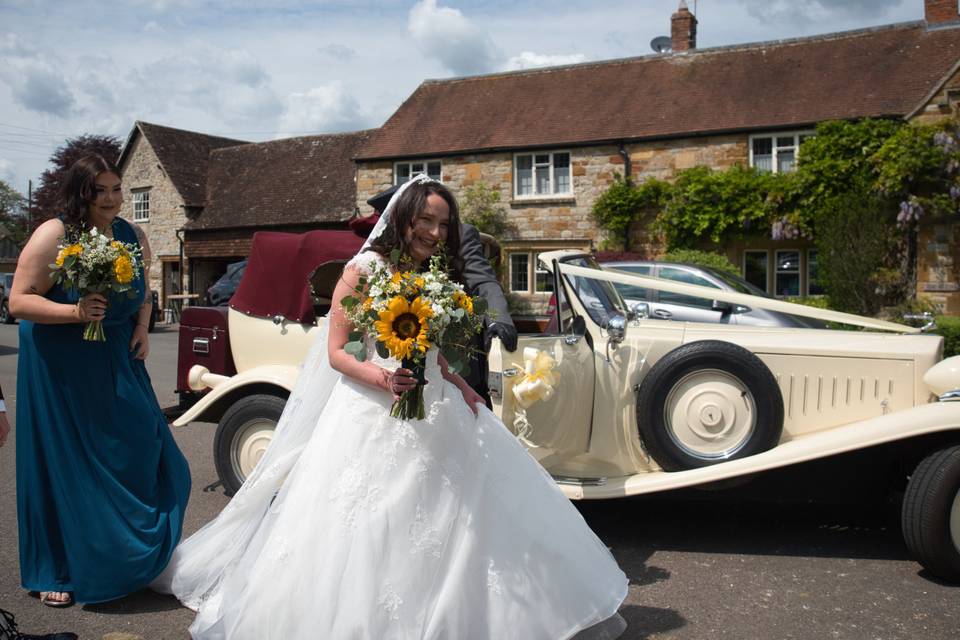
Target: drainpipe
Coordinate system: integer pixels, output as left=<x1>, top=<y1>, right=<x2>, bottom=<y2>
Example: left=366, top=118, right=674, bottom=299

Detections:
left=175, top=228, right=185, bottom=295
left=618, top=143, right=632, bottom=183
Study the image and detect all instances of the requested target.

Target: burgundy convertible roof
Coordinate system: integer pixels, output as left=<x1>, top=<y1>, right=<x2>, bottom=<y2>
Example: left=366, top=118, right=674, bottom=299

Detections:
left=230, top=230, right=364, bottom=324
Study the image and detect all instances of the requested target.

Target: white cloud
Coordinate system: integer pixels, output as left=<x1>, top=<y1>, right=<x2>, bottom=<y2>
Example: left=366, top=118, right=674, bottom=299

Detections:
left=318, top=43, right=358, bottom=61
left=143, top=21, right=163, bottom=33
left=122, top=46, right=281, bottom=124
left=503, top=51, right=587, bottom=71
left=734, top=0, right=908, bottom=26
left=407, top=0, right=500, bottom=76
left=0, top=58, right=75, bottom=117
left=278, top=83, right=369, bottom=135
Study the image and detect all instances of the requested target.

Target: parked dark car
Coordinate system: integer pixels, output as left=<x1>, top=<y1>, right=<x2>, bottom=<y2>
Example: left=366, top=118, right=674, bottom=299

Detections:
left=206, top=260, right=247, bottom=306
left=602, top=261, right=827, bottom=328
left=0, top=273, right=14, bottom=324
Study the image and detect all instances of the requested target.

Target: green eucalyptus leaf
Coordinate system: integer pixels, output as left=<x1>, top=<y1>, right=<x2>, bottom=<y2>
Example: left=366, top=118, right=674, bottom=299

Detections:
left=344, top=340, right=367, bottom=361
left=375, top=341, right=390, bottom=359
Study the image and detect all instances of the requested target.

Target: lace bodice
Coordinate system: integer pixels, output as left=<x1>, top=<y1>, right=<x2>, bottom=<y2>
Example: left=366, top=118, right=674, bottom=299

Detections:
left=345, top=250, right=388, bottom=276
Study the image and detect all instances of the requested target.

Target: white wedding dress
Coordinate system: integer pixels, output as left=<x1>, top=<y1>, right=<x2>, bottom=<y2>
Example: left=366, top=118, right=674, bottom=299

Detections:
left=154, top=252, right=628, bottom=639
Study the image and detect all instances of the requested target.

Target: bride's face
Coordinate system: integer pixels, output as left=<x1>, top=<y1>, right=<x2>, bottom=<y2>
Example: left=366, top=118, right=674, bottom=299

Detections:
left=405, top=193, right=450, bottom=265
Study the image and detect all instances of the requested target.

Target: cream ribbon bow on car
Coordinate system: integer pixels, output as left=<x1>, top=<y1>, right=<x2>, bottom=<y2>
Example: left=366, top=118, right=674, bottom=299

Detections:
left=511, top=348, right=560, bottom=445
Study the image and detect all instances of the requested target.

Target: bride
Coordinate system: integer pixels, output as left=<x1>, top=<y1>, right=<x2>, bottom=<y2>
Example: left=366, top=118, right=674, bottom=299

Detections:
left=154, top=176, right=628, bottom=639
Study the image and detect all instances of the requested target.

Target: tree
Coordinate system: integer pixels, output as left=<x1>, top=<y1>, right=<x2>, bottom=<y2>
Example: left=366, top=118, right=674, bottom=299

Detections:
left=460, top=182, right=514, bottom=238
left=815, top=183, right=901, bottom=316
left=0, top=179, right=29, bottom=245
left=32, top=134, right=122, bottom=226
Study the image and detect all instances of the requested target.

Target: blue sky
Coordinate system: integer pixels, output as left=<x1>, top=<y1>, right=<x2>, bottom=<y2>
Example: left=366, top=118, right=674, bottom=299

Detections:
left=0, top=0, right=922, bottom=195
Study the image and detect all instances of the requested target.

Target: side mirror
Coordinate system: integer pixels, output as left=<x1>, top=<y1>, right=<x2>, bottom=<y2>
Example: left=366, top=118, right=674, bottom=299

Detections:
left=570, top=315, right=587, bottom=336
left=711, top=299, right=732, bottom=314
left=605, top=314, right=627, bottom=344
left=629, top=302, right=650, bottom=320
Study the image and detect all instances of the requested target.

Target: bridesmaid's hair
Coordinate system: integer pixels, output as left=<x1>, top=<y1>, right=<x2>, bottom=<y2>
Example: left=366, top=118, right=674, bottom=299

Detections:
left=367, top=180, right=464, bottom=279
left=59, top=154, right=121, bottom=231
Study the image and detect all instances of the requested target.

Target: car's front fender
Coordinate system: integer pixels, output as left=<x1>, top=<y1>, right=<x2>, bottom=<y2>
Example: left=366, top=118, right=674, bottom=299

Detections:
left=172, top=364, right=300, bottom=426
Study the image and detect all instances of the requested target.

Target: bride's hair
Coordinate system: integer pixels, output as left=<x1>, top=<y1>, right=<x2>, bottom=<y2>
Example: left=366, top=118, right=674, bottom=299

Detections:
left=367, top=180, right=464, bottom=279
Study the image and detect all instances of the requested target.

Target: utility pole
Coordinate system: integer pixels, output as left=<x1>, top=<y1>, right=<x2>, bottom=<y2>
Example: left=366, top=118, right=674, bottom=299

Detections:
left=27, top=179, right=33, bottom=230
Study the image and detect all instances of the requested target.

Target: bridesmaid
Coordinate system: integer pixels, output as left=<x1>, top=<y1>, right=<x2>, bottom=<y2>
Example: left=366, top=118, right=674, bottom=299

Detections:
left=0, top=382, right=8, bottom=448
left=11, top=154, right=191, bottom=607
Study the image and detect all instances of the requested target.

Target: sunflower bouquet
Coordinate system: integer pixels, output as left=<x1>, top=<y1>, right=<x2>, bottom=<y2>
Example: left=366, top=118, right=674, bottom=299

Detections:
left=49, top=227, right=143, bottom=341
left=341, top=252, right=486, bottom=420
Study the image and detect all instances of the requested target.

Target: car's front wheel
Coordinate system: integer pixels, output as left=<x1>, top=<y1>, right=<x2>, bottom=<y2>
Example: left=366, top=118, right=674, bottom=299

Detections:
left=214, top=394, right=285, bottom=495
left=902, top=445, right=960, bottom=582
left=636, top=340, right=784, bottom=471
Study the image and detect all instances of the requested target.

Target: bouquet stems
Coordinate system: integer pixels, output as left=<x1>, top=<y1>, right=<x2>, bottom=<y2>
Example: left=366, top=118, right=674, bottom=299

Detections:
left=82, top=320, right=106, bottom=342
left=391, top=357, right=426, bottom=420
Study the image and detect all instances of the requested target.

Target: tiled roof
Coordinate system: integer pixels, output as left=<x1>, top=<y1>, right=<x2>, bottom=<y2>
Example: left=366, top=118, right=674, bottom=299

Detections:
left=357, top=21, right=960, bottom=159
left=188, top=130, right=374, bottom=230
left=124, top=121, right=247, bottom=206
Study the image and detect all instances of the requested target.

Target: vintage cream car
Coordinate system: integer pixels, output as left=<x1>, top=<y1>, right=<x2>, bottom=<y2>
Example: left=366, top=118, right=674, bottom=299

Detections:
left=175, top=237, right=960, bottom=583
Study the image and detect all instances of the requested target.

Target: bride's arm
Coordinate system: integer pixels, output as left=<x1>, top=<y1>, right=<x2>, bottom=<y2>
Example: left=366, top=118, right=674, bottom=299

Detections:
left=328, top=265, right=401, bottom=393
left=437, top=352, right=484, bottom=415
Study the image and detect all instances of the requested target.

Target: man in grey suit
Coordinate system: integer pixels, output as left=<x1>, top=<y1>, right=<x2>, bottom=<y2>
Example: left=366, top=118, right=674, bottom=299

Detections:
left=365, top=186, right=518, bottom=402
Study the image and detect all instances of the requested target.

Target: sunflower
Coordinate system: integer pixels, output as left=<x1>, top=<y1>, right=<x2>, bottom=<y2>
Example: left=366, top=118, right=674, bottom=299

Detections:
left=453, top=289, right=474, bottom=314
left=113, top=255, right=134, bottom=284
left=55, top=243, right=82, bottom=267
left=375, top=295, right=433, bottom=359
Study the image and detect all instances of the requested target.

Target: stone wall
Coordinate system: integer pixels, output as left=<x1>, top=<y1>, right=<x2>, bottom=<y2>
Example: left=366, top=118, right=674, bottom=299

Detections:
left=119, top=133, right=189, bottom=300
left=356, top=133, right=747, bottom=255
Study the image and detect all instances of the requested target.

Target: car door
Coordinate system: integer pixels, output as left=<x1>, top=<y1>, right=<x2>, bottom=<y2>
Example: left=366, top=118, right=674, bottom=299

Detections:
left=488, top=269, right=595, bottom=459
left=651, top=266, right=726, bottom=323
left=608, top=264, right=652, bottom=307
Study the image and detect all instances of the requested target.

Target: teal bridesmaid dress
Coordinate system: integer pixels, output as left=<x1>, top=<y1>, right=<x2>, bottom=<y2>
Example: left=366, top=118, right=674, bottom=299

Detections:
left=16, top=217, right=191, bottom=603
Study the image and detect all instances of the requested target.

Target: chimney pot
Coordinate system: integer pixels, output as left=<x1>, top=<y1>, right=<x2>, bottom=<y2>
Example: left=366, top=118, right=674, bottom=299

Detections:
left=671, top=1, right=698, bottom=52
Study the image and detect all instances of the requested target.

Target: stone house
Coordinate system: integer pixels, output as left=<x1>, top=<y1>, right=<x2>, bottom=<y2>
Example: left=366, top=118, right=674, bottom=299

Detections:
left=355, top=0, right=960, bottom=312
left=116, top=121, right=247, bottom=308
left=183, top=130, right=373, bottom=297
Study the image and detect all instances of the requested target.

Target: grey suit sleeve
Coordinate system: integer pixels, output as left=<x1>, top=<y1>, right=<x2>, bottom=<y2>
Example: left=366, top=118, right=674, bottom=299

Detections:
left=459, top=224, right=514, bottom=328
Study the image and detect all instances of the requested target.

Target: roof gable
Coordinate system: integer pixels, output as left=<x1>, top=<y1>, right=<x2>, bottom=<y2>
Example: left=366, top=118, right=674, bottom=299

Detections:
left=358, top=22, right=960, bottom=159
left=190, top=130, right=374, bottom=230
left=119, top=121, right=247, bottom=206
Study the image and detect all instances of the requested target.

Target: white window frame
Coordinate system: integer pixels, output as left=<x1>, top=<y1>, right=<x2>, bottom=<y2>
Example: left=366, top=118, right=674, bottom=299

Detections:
left=394, top=160, right=442, bottom=185
left=509, top=252, right=530, bottom=293
left=748, top=130, right=814, bottom=174
left=774, top=249, right=801, bottom=297
left=742, top=249, right=770, bottom=294
left=513, top=151, right=572, bottom=199
left=132, top=189, right=150, bottom=222
left=508, top=250, right=562, bottom=295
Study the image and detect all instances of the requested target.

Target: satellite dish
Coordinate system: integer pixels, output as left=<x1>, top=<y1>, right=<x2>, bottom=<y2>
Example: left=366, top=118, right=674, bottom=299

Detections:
left=650, top=36, right=672, bottom=54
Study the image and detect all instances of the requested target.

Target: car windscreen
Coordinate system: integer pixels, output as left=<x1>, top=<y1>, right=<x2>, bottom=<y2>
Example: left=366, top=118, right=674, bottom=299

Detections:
left=561, top=256, right=627, bottom=326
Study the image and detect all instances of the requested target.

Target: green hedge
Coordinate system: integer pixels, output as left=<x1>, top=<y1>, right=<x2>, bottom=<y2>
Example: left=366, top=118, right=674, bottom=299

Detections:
left=934, top=315, right=960, bottom=358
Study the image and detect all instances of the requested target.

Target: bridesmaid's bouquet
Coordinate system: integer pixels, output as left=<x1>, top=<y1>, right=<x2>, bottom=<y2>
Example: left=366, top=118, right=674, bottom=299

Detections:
left=341, top=252, right=485, bottom=419
left=49, top=227, right=143, bottom=341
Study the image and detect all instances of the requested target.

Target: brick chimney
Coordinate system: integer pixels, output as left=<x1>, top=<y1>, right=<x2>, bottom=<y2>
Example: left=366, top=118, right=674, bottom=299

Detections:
left=926, top=0, right=959, bottom=25
left=671, top=0, right=698, bottom=52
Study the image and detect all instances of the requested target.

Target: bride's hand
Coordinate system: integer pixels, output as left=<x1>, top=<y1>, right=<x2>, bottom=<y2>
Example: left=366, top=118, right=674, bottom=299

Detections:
left=459, top=385, right=485, bottom=416
left=387, top=367, right=419, bottom=400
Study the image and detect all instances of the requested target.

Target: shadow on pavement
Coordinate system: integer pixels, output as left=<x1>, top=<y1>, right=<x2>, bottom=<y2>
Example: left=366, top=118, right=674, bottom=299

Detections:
left=618, top=603, right=686, bottom=639
left=576, top=496, right=908, bottom=562
left=83, top=589, right=182, bottom=615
